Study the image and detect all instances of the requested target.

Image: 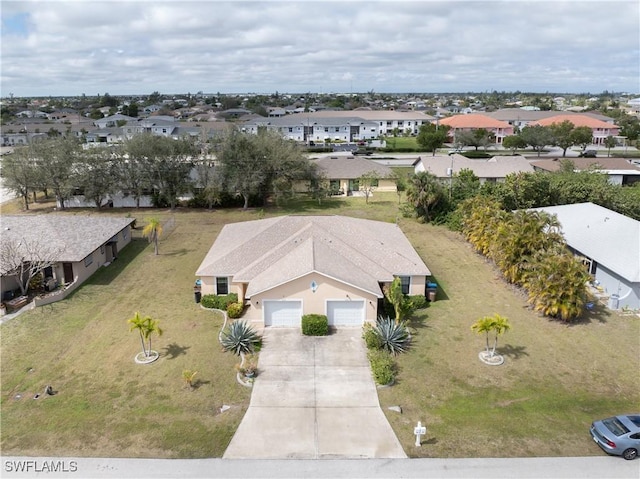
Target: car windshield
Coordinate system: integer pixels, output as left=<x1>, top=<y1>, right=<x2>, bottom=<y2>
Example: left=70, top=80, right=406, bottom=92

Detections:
left=603, top=417, right=630, bottom=436
left=627, top=416, right=640, bottom=428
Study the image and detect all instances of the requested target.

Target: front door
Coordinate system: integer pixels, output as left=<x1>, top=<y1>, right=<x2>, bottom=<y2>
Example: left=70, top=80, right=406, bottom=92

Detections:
left=62, top=263, right=74, bottom=284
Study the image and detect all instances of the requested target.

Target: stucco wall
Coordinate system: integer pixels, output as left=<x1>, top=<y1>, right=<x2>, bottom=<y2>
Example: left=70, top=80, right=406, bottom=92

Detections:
left=596, top=264, right=640, bottom=310
left=243, top=272, right=379, bottom=322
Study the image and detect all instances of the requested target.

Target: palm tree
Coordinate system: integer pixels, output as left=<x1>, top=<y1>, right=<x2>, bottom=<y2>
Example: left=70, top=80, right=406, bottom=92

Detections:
left=523, top=251, right=589, bottom=322
left=142, top=217, right=163, bottom=255
left=128, top=312, right=163, bottom=358
left=471, top=314, right=510, bottom=358
left=405, top=171, right=446, bottom=222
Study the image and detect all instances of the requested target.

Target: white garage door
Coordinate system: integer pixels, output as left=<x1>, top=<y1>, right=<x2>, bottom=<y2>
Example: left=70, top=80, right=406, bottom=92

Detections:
left=263, top=300, right=302, bottom=327
left=327, top=300, right=365, bottom=326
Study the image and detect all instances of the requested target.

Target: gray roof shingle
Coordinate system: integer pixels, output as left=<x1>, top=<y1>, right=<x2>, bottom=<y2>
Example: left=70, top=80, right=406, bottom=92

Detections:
left=196, top=215, right=431, bottom=297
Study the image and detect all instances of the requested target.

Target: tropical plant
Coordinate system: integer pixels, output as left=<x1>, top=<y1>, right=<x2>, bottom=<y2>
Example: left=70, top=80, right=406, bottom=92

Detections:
left=142, top=217, right=163, bottom=255
left=405, top=171, right=447, bottom=222
left=219, top=320, right=261, bottom=356
left=522, top=250, right=590, bottom=322
left=384, top=277, right=413, bottom=324
left=182, top=369, right=198, bottom=389
left=127, top=312, right=163, bottom=358
left=471, top=314, right=510, bottom=358
left=374, top=317, right=411, bottom=355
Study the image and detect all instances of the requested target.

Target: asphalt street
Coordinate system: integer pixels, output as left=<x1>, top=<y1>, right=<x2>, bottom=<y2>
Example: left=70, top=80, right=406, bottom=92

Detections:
left=2, top=456, right=639, bottom=479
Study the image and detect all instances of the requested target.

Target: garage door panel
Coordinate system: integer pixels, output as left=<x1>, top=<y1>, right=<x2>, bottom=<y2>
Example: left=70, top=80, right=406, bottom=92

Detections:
left=327, top=300, right=364, bottom=326
left=264, top=300, right=302, bottom=327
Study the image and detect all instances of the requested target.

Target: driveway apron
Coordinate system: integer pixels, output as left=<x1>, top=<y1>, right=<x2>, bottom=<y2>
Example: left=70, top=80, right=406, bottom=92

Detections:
left=223, top=328, right=407, bottom=459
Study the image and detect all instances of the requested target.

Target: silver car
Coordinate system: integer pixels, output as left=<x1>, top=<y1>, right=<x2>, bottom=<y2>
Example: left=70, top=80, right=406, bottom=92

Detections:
left=590, top=415, right=640, bottom=460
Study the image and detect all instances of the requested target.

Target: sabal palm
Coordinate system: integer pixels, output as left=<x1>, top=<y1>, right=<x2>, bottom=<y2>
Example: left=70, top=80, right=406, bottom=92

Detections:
left=142, top=217, right=163, bottom=255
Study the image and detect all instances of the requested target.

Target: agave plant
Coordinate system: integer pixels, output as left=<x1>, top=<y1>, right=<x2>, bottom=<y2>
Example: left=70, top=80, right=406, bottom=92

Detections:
left=220, top=320, right=261, bottom=356
left=374, top=317, right=411, bottom=356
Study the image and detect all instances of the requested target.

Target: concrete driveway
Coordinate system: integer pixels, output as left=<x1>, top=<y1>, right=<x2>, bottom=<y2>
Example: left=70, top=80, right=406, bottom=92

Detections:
left=223, top=328, right=406, bottom=459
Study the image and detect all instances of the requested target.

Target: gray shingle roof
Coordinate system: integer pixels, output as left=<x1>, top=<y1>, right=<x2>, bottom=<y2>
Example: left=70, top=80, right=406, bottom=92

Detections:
left=531, top=203, right=640, bottom=282
left=415, top=155, right=535, bottom=179
left=314, top=156, right=394, bottom=179
left=196, top=215, right=431, bottom=297
left=0, top=215, right=135, bottom=272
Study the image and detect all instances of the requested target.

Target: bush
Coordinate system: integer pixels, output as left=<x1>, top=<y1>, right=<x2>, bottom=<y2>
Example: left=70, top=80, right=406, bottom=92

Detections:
left=362, top=323, right=382, bottom=350
left=226, top=302, right=244, bottom=319
left=200, top=293, right=239, bottom=310
left=408, top=295, right=428, bottom=310
left=367, top=349, right=395, bottom=385
left=301, top=314, right=329, bottom=336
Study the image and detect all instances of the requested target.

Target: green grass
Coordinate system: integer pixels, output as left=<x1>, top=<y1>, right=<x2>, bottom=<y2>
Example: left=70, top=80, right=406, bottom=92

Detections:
left=1, top=193, right=638, bottom=458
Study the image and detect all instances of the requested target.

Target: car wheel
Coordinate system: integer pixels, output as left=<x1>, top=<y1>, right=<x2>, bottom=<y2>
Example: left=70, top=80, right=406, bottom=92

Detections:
left=622, top=448, right=638, bottom=460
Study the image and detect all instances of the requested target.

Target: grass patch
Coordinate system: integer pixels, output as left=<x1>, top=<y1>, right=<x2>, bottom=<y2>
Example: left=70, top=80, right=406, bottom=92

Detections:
left=1, top=193, right=638, bottom=458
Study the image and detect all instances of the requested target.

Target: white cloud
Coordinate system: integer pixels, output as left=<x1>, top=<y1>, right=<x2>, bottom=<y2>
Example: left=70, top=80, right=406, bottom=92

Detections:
left=1, top=0, right=638, bottom=96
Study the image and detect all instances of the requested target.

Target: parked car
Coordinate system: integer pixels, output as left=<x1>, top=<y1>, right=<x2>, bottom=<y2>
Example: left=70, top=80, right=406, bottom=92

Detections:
left=579, top=149, right=597, bottom=157
left=590, top=414, right=640, bottom=460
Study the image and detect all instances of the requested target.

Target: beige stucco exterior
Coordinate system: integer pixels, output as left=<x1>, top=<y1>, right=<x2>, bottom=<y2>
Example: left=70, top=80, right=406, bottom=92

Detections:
left=242, top=272, right=379, bottom=323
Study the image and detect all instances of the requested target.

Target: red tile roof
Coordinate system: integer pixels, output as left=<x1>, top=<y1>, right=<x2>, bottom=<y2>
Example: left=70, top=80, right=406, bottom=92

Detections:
left=533, top=114, right=617, bottom=129
left=438, top=113, right=512, bottom=129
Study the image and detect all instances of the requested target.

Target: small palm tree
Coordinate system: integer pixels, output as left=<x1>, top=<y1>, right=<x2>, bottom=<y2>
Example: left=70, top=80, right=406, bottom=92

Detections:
left=128, top=312, right=163, bottom=358
left=471, top=314, right=510, bottom=358
left=142, top=217, right=163, bottom=255
left=182, top=369, right=198, bottom=389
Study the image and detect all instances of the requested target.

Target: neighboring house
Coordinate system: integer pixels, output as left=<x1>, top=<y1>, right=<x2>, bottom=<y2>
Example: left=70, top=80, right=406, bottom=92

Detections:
left=531, top=203, right=639, bottom=311
left=437, top=114, right=513, bottom=144
left=243, top=110, right=435, bottom=143
left=196, top=215, right=432, bottom=327
left=413, top=154, right=535, bottom=184
left=484, top=109, right=616, bottom=130
left=1, top=215, right=135, bottom=304
left=530, top=114, right=620, bottom=145
left=94, top=114, right=136, bottom=129
left=531, top=157, right=640, bottom=186
left=312, top=155, right=396, bottom=195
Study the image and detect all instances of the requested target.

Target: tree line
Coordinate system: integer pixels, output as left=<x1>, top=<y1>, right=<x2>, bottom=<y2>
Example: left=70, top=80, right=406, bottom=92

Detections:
left=1, top=130, right=319, bottom=211
left=416, top=120, right=617, bottom=157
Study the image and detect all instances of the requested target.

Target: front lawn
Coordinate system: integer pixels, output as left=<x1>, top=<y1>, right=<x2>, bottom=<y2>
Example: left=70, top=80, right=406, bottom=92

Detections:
left=1, top=194, right=638, bottom=458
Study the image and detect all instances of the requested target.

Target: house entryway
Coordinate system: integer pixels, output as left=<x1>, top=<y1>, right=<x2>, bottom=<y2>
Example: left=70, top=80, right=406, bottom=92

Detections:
left=223, top=328, right=406, bottom=459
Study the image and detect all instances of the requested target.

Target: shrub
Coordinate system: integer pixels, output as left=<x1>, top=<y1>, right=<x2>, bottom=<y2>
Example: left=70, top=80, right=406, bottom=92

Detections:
left=301, top=314, right=329, bottom=336
left=220, top=320, right=261, bottom=356
left=367, top=349, right=395, bottom=385
left=375, top=317, right=411, bottom=355
left=408, top=295, right=428, bottom=310
left=226, top=302, right=244, bottom=319
left=201, top=293, right=239, bottom=310
left=362, top=323, right=382, bottom=350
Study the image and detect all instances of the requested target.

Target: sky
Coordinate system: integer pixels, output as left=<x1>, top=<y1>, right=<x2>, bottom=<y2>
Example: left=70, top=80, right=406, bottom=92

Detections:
left=1, top=0, right=639, bottom=97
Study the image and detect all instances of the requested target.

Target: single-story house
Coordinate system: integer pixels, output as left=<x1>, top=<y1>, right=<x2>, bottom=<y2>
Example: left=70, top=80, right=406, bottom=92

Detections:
left=531, top=203, right=639, bottom=310
left=312, top=155, right=396, bottom=195
left=413, top=154, right=535, bottom=183
left=1, top=215, right=135, bottom=304
left=530, top=157, right=640, bottom=186
left=196, top=215, right=432, bottom=327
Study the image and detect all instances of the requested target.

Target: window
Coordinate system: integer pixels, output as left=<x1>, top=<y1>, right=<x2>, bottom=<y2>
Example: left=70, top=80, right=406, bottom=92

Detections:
left=329, top=179, right=340, bottom=193
left=84, top=253, right=93, bottom=267
left=398, top=276, right=410, bottom=295
left=216, top=277, right=229, bottom=295
left=348, top=179, right=359, bottom=191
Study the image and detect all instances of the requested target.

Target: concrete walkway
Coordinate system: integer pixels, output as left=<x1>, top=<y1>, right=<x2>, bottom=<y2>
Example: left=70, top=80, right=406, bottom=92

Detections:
left=223, top=328, right=406, bottom=459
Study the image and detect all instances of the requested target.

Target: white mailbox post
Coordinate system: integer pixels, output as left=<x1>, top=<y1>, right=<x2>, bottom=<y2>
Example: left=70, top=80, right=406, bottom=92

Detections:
left=414, top=421, right=427, bottom=446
